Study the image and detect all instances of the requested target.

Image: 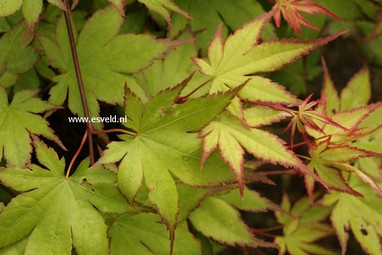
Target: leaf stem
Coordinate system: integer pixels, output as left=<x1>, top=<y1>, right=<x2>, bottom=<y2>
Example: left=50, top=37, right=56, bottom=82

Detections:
left=63, top=0, right=95, bottom=164
left=92, top=128, right=137, bottom=136
left=66, top=130, right=88, bottom=179
left=250, top=227, right=280, bottom=238
left=257, top=169, right=299, bottom=176
left=175, top=78, right=211, bottom=103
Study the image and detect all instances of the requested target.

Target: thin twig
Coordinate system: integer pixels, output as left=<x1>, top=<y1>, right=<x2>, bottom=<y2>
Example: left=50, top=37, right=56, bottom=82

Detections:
left=66, top=130, right=88, bottom=179
left=63, top=0, right=95, bottom=164
left=92, top=128, right=137, bottom=136
left=256, top=169, right=299, bottom=176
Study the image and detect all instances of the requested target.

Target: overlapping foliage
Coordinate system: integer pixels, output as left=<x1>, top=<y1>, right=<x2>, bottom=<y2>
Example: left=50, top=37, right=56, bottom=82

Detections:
left=0, top=0, right=382, bottom=254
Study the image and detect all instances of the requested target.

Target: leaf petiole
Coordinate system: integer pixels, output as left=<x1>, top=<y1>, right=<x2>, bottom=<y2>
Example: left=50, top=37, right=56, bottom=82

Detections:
left=66, top=130, right=88, bottom=179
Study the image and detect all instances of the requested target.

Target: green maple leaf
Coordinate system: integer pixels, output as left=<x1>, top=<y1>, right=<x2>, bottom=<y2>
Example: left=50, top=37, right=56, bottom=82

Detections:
left=199, top=112, right=309, bottom=195
left=275, top=194, right=335, bottom=255
left=306, top=137, right=382, bottom=197
left=0, top=22, right=38, bottom=87
left=0, top=0, right=68, bottom=30
left=309, top=61, right=376, bottom=145
left=0, top=139, right=131, bottom=254
left=108, top=0, right=133, bottom=16
left=306, top=105, right=375, bottom=145
left=138, top=0, right=191, bottom=26
left=322, top=60, right=371, bottom=115
left=304, top=63, right=382, bottom=196
left=0, top=238, right=26, bottom=254
left=109, top=213, right=202, bottom=255
left=170, top=0, right=274, bottom=53
left=39, top=6, right=168, bottom=119
left=189, top=196, right=273, bottom=248
left=177, top=184, right=272, bottom=224
left=215, top=186, right=273, bottom=213
left=323, top=175, right=382, bottom=255
left=194, top=13, right=344, bottom=104
left=98, top=80, right=237, bottom=233
left=193, top=15, right=344, bottom=189
left=0, top=88, right=62, bottom=167
left=320, top=60, right=382, bottom=153
left=243, top=105, right=288, bottom=128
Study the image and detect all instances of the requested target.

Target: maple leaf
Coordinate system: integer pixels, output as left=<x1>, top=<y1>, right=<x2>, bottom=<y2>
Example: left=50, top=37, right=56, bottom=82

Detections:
left=189, top=196, right=273, bottom=248
left=302, top=61, right=382, bottom=198
left=216, top=186, right=273, bottom=212
left=39, top=7, right=168, bottom=121
left=138, top=0, right=191, bottom=27
left=308, top=61, right=379, bottom=146
left=0, top=22, right=38, bottom=87
left=243, top=105, right=288, bottom=128
left=323, top=175, right=382, bottom=255
left=258, top=94, right=345, bottom=147
left=108, top=0, right=130, bottom=16
left=306, top=137, right=382, bottom=197
left=0, top=238, right=26, bottom=254
left=192, top=12, right=344, bottom=194
left=321, top=59, right=371, bottom=115
left=170, top=0, right=274, bottom=53
left=199, top=112, right=311, bottom=195
left=134, top=37, right=200, bottom=97
left=275, top=194, right=335, bottom=255
left=0, top=139, right=131, bottom=254
left=109, top=213, right=202, bottom=255
left=176, top=184, right=272, bottom=225
left=0, top=88, right=62, bottom=167
left=306, top=104, right=377, bottom=145
left=193, top=12, right=345, bottom=105
left=0, top=0, right=71, bottom=32
left=98, top=79, right=237, bottom=235
left=270, top=0, right=342, bottom=34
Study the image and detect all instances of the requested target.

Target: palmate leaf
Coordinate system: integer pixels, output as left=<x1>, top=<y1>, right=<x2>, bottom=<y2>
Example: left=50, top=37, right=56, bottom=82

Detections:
left=138, top=0, right=191, bottom=26
left=189, top=196, right=272, bottom=249
left=194, top=12, right=345, bottom=105
left=215, top=186, right=273, bottom=213
left=0, top=139, right=131, bottom=254
left=323, top=175, right=382, bottom=255
left=199, top=112, right=308, bottom=195
left=108, top=0, right=132, bottom=16
left=275, top=194, right=335, bottom=255
left=0, top=238, right=27, bottom=254
left=109, top=213, right=202, bottom=255
left=270, top=0, right=341, bottom=34
left=171, top=0, right=274, bottom=53
left=192, top=11, right=342, bottom=193
left=39, top=6, right=168, bottom=120
left=0, top=88, right=62, bottom=167
left=134, top=38, right=199, bottom=97
left=307, top=138, right=382, bottom=196
left=307, top=62, right=382, bottom=196
left=98, top=80, right=237, bottom=233
left=176, top=184, right=272, bottom=225
left=0, top=22, right=38, bottom=87
left=306, top=105, right=375, bottom=144
left=0, top=0, right=67, bottom=30
left=321, top=59, right=371, bottom=115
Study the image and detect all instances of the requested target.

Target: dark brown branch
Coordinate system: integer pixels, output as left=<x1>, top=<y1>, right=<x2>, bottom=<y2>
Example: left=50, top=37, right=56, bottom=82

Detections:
left=63, top=0, right=95, bottom=164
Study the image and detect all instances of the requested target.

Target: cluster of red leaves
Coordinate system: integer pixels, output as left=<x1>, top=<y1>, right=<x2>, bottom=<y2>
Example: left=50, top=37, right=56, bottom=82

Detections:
left=269, top=0, right=342, bottom=33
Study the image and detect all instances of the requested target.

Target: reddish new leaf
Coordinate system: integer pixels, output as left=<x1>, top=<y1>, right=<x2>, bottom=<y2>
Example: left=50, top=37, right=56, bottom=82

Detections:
left=270, top=0, right=342, bottom=33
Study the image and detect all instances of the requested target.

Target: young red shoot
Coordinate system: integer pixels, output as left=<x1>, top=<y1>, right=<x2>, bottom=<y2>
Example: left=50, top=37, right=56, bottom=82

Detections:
left=270, top=0, right=342, bottom=34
